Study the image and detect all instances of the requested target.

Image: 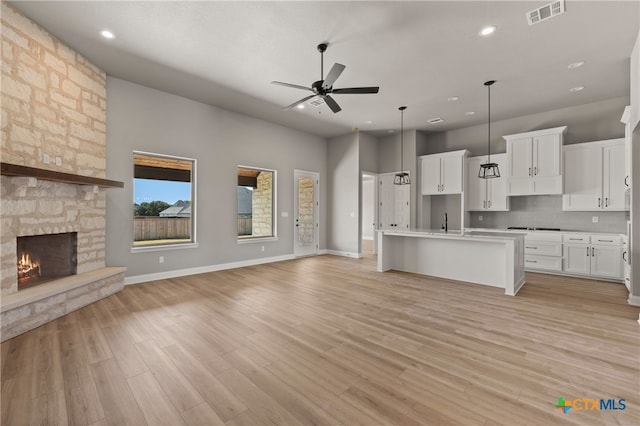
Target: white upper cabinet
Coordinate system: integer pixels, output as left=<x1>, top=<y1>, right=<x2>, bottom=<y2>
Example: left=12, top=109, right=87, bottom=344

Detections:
left=466, top=154, right=509, bottom=211
left=419, top=150, right=468, bottom=195
left=563, top=139, right=626, bottom=211
left=504, top=127, right=566, bottom=195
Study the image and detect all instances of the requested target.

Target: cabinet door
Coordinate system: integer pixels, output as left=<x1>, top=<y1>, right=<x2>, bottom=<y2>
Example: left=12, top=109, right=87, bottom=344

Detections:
left=466, top=157, right=487, bottom=210
left=590, top=245, right=622, bottom=279
left=486, top=154, right=509, bottom=211
left=421, top=156, right=441, bottom=195
left=440, top=155, right=463, bottom=194
left=378, top=174, right=396, bottom=229
left=563, top=244, right=590, bottom=275
left=602, top=142, right=626, bottom=210
left=507, top=137, right=532, bottom=195
left=394, top=183, right=411, bottom=229
left=562, top=145, right=602, bottom=210
left=532, top=133, right=562, bottom=194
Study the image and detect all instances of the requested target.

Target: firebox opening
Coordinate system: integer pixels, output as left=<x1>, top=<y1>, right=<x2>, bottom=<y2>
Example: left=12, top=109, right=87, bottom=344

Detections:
left=16, top=232, right=78, bottom=290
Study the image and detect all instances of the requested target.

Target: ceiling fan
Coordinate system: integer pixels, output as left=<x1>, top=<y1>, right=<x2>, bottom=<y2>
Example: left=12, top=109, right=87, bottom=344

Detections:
left=271, top=43, right=380, bottom=113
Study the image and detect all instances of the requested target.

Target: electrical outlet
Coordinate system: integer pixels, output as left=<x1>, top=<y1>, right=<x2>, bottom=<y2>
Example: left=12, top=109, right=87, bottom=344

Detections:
left=159, top=256, right=164, bottom=264
left=261, top=246, right=265, bottom=252
left=478, top=215, right=483, bottom=221
left=43, top=154, right=50, bottom=164
left=592, top=216, right=599, bottom=223
left=55, top=156, right=62, bottom=166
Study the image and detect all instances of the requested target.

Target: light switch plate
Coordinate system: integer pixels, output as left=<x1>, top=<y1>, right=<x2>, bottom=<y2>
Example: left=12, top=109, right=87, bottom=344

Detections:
left=592, top=216, right=599, bottom=223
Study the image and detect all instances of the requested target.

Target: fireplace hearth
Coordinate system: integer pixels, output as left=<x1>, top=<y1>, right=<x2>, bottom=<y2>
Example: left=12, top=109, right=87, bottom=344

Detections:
left=16, top=232, right=77, bottom=290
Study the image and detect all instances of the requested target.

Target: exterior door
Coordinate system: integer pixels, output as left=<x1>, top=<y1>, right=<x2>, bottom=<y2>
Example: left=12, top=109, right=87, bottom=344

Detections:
left=294, top=170, right=319, bottom=257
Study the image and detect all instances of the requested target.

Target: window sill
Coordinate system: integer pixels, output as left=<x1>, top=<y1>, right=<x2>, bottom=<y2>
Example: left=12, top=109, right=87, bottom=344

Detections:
left=237, top=237, right=278, bottom=244
left=131, top=242, right=198, bottom=253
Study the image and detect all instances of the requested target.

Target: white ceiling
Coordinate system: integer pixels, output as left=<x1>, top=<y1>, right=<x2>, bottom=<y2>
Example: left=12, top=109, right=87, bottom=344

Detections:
left=9, top=1, right=639, bottom=138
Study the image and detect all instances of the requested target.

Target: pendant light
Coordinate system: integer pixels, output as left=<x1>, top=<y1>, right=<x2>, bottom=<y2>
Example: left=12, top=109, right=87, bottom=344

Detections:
left=478, top=80, right=500, bottom=179
left=394, top=106, right=410, bottom=185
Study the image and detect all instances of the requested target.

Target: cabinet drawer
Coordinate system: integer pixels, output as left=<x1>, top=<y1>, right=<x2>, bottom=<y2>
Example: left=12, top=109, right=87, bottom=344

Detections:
left=591, top=235, right=621, bottom=245
left=524, top=242, right=562, bottom=257
left=563, top=234, right=590, bottom=243
left=525, top=255, right=562, bottom=271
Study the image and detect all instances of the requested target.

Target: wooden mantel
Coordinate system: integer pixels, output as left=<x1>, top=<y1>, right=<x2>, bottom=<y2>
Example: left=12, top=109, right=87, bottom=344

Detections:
left=1, top=162, right=124, bottom=188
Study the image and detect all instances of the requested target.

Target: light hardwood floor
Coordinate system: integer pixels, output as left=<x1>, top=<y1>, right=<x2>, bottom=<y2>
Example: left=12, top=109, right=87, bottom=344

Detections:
left=2, top=254, right=639, bottom=425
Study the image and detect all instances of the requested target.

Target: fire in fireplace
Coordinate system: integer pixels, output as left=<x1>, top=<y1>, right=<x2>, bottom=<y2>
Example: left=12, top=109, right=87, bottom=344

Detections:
left=16, top=232, right=78, bottom=290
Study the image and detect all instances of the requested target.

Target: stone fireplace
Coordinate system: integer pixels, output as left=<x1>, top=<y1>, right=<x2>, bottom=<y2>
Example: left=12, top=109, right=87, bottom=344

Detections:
left=17, top=232, right=78, bottom=290
left=0, top=3, right=125, bottom=342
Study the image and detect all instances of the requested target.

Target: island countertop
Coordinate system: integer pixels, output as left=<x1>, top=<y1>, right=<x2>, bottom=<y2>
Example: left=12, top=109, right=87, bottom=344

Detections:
left=377, top=229, right=526, bottom=295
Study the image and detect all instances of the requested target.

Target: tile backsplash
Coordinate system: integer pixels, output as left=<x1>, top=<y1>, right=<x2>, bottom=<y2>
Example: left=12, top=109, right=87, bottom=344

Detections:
left=469, top=195, right=627, bottom=234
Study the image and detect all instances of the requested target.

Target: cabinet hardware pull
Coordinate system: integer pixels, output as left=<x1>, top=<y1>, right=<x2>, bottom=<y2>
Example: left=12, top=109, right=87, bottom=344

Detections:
left=488, top=200, right=491, bottom=208
left=569, top=238, right=582, bottom=240
left=625, top=176, right=629, bottom=187
left=605, top=197, right=608, bottom=207
left=587, top=247, right=589, bottom=257
left=534, top=166, right=537, bottom=175
left=598, top=239, right=613, bottom=242
left=598, top=198, right=601, bottom=207
left=525, top=260, right=537, bottom=263
left=591, top=247, right=595, bottom=256
left=483, top=200, right=486, bottom=208
left=623, top=251, right=627, bottom=262
left=529, top=167, right=532, bottom=176
left=525, top=246, right=537, bottom=249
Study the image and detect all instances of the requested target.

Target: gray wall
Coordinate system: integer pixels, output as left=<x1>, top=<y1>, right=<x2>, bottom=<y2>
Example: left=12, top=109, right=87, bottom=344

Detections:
left=106, top=77, right=327, bottom=279
left=327, top=132, right=360, bottom=254
left=422, top=97, right=629, bottom=233
left=469, top=196, right=626, bottom=233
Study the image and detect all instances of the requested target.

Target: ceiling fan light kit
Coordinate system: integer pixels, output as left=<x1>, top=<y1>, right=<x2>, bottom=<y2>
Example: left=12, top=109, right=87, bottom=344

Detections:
left=272, top=42, right=380, bottom=113
left=478, top=80, right=500, bottom=179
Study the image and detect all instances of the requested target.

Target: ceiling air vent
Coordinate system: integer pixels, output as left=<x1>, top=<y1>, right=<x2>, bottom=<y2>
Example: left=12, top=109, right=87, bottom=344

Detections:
left=527, top=0, right=565, bottom=25
left=428, top=118, right=444, bottom=124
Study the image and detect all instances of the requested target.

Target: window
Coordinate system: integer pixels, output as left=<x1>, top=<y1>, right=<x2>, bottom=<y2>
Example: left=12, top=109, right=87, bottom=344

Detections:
left=237, top=166, right=276, bottom=241
left=133, top=152, right=196, bottom=249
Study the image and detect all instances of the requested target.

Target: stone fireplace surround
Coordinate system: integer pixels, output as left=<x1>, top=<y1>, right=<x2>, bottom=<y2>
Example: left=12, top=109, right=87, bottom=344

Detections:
left=0, top=3, right=125, bottom=342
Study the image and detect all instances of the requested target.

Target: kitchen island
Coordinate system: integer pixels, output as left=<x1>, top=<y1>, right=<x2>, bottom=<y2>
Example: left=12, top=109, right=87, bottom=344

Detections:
left=377, top=229, right=526, bottom=295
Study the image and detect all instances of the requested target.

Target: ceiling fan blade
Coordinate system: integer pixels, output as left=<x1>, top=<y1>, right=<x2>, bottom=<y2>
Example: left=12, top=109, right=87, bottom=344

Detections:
left=283, top=94, right=317, bottom=111
left=271, top=81, right=312, bottom=91
left=323, top=95, right=342, bottom=113
left=332, top=87, right=380, bottom=94
left=322, top=63, right=346, bottom=89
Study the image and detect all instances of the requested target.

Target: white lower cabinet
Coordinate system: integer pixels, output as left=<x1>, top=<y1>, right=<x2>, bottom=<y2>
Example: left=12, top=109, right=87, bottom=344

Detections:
left=562, top=234, right=622, bottom=280
left=378, top=173, right=410, bottom=230
left=524, top=233, right=563, bottom=272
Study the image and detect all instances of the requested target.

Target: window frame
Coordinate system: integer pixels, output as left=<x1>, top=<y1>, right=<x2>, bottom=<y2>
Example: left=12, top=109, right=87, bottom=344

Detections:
left=131, top=150, right=197, bottom=253
left=236, top=165, right=278, bottom=244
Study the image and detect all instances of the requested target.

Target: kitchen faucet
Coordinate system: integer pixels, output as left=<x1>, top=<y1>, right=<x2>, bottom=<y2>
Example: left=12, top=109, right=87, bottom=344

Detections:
left=442, top=212, right=448, bottom=233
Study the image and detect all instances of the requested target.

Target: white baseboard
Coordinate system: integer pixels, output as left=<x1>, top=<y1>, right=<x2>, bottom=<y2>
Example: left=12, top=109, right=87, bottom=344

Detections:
left=318, top=249, right=329, bottom=255
left=325, top=250, right=363, bottom=259
left=124, top=254, right=295, bottom=285
left=628, top=294, right=640, bottom=307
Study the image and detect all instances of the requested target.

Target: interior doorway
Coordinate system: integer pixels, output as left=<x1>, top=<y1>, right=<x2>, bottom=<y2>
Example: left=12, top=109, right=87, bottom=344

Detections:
left=361, top=172, right=377, bottom=256
left=294, top=170, right=319, bottom=257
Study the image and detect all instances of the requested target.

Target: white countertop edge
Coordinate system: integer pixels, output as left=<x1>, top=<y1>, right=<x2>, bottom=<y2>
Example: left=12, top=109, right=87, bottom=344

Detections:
left=465, top=227, right=626, bottom=237
left=379, top=229, right=523, bottom=242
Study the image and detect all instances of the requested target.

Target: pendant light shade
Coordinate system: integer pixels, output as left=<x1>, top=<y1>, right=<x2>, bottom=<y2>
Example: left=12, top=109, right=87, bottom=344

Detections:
left=394, top=106, right=410, bottom=185
left=478, top=80, right=500, bottom=179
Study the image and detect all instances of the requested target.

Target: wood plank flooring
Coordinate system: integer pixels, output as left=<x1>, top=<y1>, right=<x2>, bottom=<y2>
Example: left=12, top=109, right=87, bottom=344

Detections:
left=2, top=254, right=639, bottom=425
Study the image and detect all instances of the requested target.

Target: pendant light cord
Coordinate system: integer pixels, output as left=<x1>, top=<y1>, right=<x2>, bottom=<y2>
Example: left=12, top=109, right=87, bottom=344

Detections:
left=400, top=109, right=404, bottom=173
left=487, top=82, right=491, bottom=164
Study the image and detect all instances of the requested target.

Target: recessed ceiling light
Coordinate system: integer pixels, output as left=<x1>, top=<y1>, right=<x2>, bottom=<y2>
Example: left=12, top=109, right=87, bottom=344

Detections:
left=465, top=111, right=475, bottom=116
left=570, top=86, right=585, bottom=92
left=296, top=104, right=305, bottom=109
left=567, top=61, right=585, bottom=69
left=479, top=25, right=496, bottom=36
left=364, top=120, right=373, bottom=124
left=447, top=96, right=460, bottom=102
left=100, top=30, right=115, bottom=39
left=428, top=118, right=444, bottom=124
